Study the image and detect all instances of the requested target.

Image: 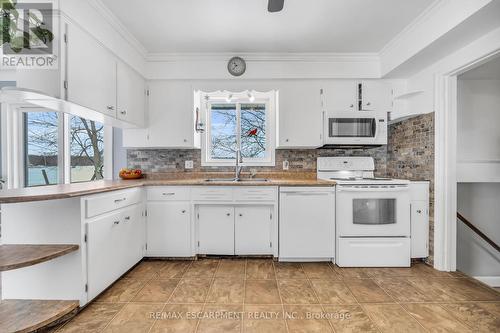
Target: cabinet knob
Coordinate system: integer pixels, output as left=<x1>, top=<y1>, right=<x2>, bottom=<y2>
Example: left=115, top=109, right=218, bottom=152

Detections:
left=124, top=216, right=130, bottom=220
left=181, top=210, right=186, bottom=213
left=239, top=213, right=243, bottom=217
left=416, top=210, right=422, bottom=214
left=366, top=102, right=371, bottom=106
left=350, top=104, right=354, bottom=108
left=226, top=213, right=231, bottom=216
left=107, top=105, right=115, bottom=111
left=183, top=139, right=188, bottom=143
left=285, top=139, right=289, bottom=142
left=113, top=221, right=120, bottom=225
left=120, top=110, right=127, bottom=115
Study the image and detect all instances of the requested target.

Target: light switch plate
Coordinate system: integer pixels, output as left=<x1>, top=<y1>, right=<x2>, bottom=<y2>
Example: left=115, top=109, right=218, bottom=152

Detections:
left=283, top=160, right=289, bottom=170
left=185, top=160, right=194, bottom=169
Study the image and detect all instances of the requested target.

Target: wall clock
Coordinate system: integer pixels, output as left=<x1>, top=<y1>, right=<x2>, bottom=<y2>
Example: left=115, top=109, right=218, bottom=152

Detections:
left=227, top=56, right=246, bottom=76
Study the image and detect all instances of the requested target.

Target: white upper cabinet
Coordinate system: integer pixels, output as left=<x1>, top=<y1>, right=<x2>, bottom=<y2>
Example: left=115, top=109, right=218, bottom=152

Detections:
left=146, top=81, right=197, bottom=148
left=67, top=24, right=117, bottom=118
left=322, top=81, right=357, bottom=111
left=117, top=61, right=146, bottom=126
left=277, top=81, right=323, bottom=148
left=359, top=81, right=392, bottom=112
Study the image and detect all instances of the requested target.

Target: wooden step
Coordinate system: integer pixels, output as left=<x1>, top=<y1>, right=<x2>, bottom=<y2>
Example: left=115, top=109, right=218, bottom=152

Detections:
left=0, top=244, right=79, bottom=271
left=0, top=299, right=79, bottom=333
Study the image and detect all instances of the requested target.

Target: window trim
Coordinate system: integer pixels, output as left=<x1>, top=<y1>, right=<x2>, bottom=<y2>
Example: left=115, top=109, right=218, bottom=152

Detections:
left=200, top=90, right=276, bottom=167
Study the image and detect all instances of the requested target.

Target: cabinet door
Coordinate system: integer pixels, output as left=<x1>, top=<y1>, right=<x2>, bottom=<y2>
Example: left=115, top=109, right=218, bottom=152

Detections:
left=278, top=81, right=323, bottom=148
left=122, top=128, right=149, bottom=147
left=411, top=201, right=429, bottom=258
left=148, top=81, right=195, bottom=147
left=67, top=24, right=116, bottom=117
left=86, top=211, right=123, bottom=301
left=197, top=206, right=234, bottom=255
left=120, top=204, right=144, bottom=268
left=360, top=81, right=392, bottom=112
left=235, top=206, right=273, bottom=255
left=279, top=190, right=335, bottom=259
left=117, top=61, right=145, bottom=126
left=322, top=81, right=357, bottom=111
left=147, top=202, right=191, bottom=257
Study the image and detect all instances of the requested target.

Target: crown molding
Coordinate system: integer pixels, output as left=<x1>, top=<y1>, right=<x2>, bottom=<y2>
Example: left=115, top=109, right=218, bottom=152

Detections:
left=88, top=0, right=148, bottom=58
left=145, top=52, right=380, bottom=63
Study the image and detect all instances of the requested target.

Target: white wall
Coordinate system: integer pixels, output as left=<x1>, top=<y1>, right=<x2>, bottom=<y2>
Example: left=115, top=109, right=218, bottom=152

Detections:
left=457, top=183, right=500, bottom=282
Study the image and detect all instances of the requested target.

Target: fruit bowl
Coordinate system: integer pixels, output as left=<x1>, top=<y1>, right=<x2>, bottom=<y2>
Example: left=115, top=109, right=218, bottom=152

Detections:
left=119, top=168, right=143, bottom=180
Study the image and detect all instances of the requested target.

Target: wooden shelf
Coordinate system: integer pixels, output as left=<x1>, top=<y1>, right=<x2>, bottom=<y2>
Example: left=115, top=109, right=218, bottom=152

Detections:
left=0, top=299, right=79, bottom=333
left=0, top=244, right=79, bottom=272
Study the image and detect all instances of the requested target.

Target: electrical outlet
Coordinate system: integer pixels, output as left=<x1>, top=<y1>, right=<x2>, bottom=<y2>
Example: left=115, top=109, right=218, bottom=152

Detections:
left=283, top=160, right=289, bottom=170
left=185, top=160, right=194, bottom=169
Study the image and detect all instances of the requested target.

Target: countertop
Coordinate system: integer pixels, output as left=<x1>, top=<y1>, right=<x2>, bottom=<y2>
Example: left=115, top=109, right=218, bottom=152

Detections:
left=0, top=174, right=335, bottom=204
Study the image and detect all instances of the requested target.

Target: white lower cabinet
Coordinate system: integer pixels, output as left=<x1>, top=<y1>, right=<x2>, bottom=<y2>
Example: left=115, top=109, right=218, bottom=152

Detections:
left=86, top=203, right=143, bottom=301
left=235, top=206, right=273, bottom=255
left=197, top=205, right=235, bottom=255
left=146, top=201, right=191, bottom=257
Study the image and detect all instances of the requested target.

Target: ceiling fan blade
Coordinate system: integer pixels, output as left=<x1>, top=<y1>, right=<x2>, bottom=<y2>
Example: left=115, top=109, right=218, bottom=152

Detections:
left=268, top=0, right=284, bottom=12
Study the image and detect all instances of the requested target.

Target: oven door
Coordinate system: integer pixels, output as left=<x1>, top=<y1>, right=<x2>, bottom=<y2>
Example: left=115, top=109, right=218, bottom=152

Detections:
left=324, top=112, right=387, bottom=145
left=336, top=185, right=410, bottom=237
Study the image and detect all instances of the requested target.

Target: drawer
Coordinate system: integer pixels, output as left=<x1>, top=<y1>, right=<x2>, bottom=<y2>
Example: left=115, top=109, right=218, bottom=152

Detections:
left=192, top=187, right=233, bottom=201
left=234, top=187, right=277, bottom=202
left=409, top=182, right=429, bottom=201
left=147, top=187, right=190, bottom=201
left=337, top=237, right=410, bottom=267
left=85, top=188, right=142, bottom=218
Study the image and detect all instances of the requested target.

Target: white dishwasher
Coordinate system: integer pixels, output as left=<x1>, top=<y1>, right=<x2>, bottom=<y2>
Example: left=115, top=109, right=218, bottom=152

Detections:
left=279, top=187, right=335, bottom=261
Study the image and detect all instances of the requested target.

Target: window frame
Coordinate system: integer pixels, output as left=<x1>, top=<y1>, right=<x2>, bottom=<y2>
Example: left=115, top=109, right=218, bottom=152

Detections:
left=200, top=90, right=276, bottom=167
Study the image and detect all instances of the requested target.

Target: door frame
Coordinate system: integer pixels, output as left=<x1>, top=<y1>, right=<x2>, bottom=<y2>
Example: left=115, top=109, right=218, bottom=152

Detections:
left=433, top=45, right=500, bottom=271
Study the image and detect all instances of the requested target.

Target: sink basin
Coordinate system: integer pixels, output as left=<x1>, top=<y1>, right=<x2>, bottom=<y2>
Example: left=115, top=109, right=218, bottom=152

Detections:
left=204, top=178, right=269, bottom=183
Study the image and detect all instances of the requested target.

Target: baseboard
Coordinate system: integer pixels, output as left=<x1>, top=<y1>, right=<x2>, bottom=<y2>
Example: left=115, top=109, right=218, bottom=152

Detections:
left=473, top=276, right=500, bottom=287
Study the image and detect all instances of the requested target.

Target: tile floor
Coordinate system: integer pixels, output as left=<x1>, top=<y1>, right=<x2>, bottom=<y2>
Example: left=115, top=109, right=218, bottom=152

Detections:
left=55, top=258, right=500, bottom=333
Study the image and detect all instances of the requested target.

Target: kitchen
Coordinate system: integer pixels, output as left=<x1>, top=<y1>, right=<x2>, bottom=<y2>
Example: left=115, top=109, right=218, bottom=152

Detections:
left=0, top=0, right=499, bottom=332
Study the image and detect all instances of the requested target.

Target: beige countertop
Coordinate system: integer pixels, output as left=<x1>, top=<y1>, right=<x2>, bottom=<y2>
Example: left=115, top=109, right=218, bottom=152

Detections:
left=0, top=174, right=335, bottom=204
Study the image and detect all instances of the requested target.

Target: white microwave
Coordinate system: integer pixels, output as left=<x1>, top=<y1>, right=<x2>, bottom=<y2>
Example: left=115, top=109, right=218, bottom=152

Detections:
left=323, top=111, right=387, bottom=146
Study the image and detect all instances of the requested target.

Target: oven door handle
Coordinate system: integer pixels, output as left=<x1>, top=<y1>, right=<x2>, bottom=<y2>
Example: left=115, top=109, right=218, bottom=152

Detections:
left=337, top=186, right=408, bottom=192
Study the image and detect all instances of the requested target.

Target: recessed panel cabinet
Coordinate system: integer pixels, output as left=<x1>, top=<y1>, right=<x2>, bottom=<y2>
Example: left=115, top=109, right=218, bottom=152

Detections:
left=235, top=206, right=273, bottom=255
left=197, top=206, right=235, bottom=255
left=117, top=61, right=145, bottom=126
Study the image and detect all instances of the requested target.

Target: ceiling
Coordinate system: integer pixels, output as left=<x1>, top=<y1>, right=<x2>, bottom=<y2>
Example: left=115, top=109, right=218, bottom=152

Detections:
left=101, top=0, right=434, bottom=54
left=460, top=55, right=500, bottom=80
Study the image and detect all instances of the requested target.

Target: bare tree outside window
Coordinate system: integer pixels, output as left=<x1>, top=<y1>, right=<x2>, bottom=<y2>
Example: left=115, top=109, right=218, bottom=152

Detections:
left=70, top=117, right=104, bottom=182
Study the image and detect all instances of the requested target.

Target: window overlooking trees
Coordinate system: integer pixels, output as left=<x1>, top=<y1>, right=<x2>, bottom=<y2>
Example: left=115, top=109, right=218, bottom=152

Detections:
left=201, top=91, right=275, bottom=166
left=24, top=112, right=60, bottom=187
left=70, top=117, right=104, bottom=182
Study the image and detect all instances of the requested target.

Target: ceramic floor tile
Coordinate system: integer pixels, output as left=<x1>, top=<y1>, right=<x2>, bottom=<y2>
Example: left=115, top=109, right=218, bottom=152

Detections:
left=301, top=263, right=341, bottom=280
left=103, top=302, right=163, bottom=333
left=344, top=278, right=393, bottom=303
left=332, top=266, right=372, bottom=279
left=284, top=304, right=333, bottom=333
left=373, top=277, right=432, bottom=302
left=323, top=305, right=379, bottom=333
left=168, top=279, right=212, bottom=303
left=476, top=302, right=500, bottom=317
left=402, top=303, right=471, bottom=332
left=274, top=262, right=307, bottom=279
left=149, top=304, right=203, bottom=333
left=132, top=279, right=180, bottom=302
left=442, top=278, right=500, bottom=301
left=96, top=278, right=147, bottom=303
left=126, top=261, right=165, bottom=279
left=184, top=259, right=219, bottom=278
left=278, top=279, right=319, bottom=304
left=362, top=303, right=426, bottom=333
left=406, top=277, right=465, bottom=302
left=196, top=304, right=243, bottom=333
left=206, top=278, right=245, bottom=304
left=57, top=303, right=124, bottom=333
left=243, top=304, right=286, bottom=333
left=309, top=280, right=357, bottom=304
left=245, top=260, right=275, bottom=279
left=216, top=260, right=246, bottom=277
left=158, top=261, right=191, bottom=279
left=441, top=303, right=500, bottom=332
left=244, top=279, right=281, bottom=304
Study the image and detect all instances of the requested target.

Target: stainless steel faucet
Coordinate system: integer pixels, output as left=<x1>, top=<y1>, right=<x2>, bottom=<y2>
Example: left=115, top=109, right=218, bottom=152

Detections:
left=235, top=149, right=243, bottom=180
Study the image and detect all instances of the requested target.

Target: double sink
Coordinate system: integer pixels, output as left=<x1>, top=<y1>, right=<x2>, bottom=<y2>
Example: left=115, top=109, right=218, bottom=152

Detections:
left=204, top=178, right=269, bottom=183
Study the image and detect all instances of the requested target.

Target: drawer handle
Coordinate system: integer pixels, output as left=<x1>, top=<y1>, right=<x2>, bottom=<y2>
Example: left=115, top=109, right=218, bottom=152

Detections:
left=113, top=221, right=120, bottom=225
left=162, top=192, right=175, bottom=196
left=239, top=213, right=243, bottom=217
left=124, top=216, right=131, bottom=221
left=416, top=210, right=422, bottom=214
left=181, top=210, right=186, bottom=214
left=114, top=198, right=126, bottom=203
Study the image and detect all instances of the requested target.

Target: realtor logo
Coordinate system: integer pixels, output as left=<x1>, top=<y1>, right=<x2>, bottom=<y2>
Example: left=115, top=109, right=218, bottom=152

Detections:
left=1, top=0, right=58, bottom=69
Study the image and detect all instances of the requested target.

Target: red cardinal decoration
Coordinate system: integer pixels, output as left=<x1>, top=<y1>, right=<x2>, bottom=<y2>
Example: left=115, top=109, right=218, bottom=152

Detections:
left=247, top=128, right=258, bottom=136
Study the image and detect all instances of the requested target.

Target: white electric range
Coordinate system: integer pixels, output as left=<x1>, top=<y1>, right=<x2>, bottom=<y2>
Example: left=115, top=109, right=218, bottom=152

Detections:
left=317, top=157, right=411, bottom=267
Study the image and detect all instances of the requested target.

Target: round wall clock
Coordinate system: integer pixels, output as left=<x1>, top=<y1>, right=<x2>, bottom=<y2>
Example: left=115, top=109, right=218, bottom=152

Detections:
left=227, top=56, right=246, bottom=76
